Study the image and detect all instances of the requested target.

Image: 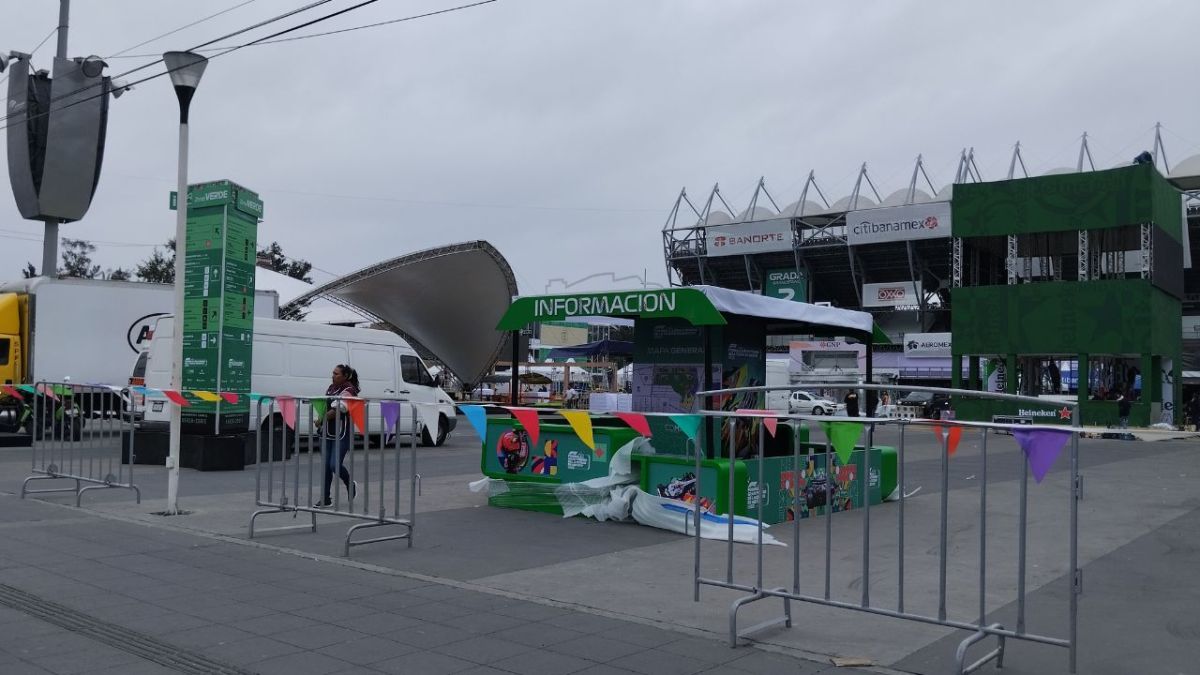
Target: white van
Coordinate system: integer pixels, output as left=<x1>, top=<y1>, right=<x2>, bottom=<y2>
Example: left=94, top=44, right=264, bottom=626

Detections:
left=765, top=359, right=791, bottom=412
left=138, top=317, right=458, bottom=446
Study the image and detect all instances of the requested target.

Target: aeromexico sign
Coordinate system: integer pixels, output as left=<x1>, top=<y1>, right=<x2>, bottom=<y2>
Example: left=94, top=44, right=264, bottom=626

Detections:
left=706, top=218, right=793, bottom=257
left=847, top=201, right=952, bottom=246
left=903, top=332, right=952, bottom=357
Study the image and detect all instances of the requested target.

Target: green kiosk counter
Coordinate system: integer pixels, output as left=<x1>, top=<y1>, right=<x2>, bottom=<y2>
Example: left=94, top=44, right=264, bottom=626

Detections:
left=489, top=285, right=888, bottom=522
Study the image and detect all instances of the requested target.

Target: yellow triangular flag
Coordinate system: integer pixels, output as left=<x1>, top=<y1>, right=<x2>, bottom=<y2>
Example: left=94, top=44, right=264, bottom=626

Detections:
left=193, top=390, right=222, bottom=402
left=558, top=410, right=595, bottom=450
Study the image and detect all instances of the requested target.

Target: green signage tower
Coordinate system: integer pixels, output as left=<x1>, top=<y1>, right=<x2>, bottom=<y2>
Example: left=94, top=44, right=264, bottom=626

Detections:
left=177, top=179, right=262, bottom=436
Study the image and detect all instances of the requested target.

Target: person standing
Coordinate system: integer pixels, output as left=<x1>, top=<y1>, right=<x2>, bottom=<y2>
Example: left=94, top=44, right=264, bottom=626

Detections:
left=844, top=390, right=860, bottom=417
left=315, top=364, right=360, bottom=508
left=1117, top=391, right=1132, bottom=430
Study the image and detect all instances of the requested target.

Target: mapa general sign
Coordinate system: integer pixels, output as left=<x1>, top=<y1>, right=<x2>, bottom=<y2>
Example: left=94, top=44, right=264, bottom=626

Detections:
left=903, top=332, right=952, bottom=357
left=846, top=201, right=952, bottom=246
left=706, top=218, right=792, bottom=257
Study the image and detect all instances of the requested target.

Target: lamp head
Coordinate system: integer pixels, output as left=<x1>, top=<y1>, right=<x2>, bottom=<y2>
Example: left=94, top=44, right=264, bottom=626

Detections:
left=162, top=51, right=207, bottom=90
left=76, top=55, right=107, bottom=78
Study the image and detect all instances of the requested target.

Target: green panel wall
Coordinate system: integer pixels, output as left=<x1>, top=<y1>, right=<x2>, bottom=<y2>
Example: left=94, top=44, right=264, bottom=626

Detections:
left=953, top=164, right=1183, bottom=243
left=951, top=280, right=1180, bottom=356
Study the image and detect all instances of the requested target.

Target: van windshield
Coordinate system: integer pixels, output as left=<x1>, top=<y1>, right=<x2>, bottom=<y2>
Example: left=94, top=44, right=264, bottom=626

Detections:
left=132, top=351, right=148, bottom=378
left=0, top=338, right=9, bottom=366
left=400, top=355, right=436, bottom=387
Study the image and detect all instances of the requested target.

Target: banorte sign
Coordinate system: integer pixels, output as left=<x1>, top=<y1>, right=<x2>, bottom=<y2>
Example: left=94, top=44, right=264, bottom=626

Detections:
left=706, top=218, right=792, bottom=257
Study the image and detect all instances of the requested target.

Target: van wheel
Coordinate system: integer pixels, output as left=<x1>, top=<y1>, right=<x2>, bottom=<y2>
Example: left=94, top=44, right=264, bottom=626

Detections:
left=421, top=415, right=449, bottom=447
left=259, top=415, right=296, bottom=461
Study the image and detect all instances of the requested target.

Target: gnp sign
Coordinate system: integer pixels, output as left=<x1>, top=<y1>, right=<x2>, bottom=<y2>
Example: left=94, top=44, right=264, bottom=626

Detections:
left=846, top=201, right=952, bottom=246
left=863, top=282, right=920, bottom=308
left=706, top=218, right=792, bottom=257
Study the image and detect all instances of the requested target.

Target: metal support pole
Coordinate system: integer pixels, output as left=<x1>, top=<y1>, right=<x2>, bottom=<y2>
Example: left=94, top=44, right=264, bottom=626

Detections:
left=862, top=423, right=872, bottom=607
left=979, top=428, right=988, bottom=627
left=898, top=424, right=905, bottom=613
left=166, top=116, right=189, bottom=515
left=693, top=435, right=702, bottom=602
left=1069, top=409, right=1080, bottom=672
left=938, top=424, right=949, bottom=622
left=727, top=419, right=736, bottom=584
left=824, top=438, right=833, bottom=600
left=1017, top=441, right=1029, bottom=633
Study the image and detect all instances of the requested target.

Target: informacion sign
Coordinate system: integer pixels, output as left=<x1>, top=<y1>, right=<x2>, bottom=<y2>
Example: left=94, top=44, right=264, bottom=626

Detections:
left=178, top=180, right=261, bottom=434
left=763, top=268, right=807, bottom=302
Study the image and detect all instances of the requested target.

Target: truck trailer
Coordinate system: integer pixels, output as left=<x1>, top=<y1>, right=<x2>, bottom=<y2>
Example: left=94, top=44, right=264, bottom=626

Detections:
left=0, top=277, right=278, bottom=436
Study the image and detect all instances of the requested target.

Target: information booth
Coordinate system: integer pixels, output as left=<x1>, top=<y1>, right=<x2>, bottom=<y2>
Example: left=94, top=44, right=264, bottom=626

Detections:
left=484, top=286, right=897, bottom=522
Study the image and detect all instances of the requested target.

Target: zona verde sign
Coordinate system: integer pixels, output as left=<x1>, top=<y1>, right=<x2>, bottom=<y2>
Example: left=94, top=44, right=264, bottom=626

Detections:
left=498, top=288, right=727, bottom=330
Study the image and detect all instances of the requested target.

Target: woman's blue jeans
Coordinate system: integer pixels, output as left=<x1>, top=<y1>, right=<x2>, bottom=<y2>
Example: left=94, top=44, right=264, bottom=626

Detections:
left=322, top=432, right=352, bottom=502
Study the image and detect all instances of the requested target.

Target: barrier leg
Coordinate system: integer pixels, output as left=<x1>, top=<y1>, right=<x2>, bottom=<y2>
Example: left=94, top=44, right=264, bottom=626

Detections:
left=955, top=623, right=1006, bottom=674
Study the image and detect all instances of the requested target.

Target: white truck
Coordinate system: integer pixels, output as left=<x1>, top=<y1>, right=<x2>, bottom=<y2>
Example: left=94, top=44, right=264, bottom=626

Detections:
left=138, top=317, right=458, bottom=446
left=0, top=277, right=278, bottom=435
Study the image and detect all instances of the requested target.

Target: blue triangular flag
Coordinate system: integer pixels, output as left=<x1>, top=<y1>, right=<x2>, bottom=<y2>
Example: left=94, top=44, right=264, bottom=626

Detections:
left=460, top=404, right=489, bottom=441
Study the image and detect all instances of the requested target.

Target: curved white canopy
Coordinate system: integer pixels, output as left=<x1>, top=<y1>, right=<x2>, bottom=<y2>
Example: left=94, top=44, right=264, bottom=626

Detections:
left=282, top=241, right=517, bottom=385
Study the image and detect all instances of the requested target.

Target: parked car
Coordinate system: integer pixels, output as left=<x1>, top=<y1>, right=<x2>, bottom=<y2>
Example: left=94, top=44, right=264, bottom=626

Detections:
left=788, top=391, right=843, bottom=415
left=898, top=391, right=952, bottom=418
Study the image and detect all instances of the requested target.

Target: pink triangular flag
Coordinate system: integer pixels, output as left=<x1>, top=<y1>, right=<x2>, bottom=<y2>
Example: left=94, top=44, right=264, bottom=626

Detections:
left=736, top=408, right=779, bottom=437
left=219, top=392, right=239, bottom=404
left=2, top=384, right=24, bottom=401
left=613, top=411, right=652, bottom=437
left=276, top=397, right=297, bottom=430
left=504, top=407, right=540, bottom=446
left=163, top=390, right=189, bottom=407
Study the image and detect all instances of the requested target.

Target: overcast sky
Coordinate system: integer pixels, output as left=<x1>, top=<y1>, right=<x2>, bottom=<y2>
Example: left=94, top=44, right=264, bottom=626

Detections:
left=3, top=0, right=1199, bottom=294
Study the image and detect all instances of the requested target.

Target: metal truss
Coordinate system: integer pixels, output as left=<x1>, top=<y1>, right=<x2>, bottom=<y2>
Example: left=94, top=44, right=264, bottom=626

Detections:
left=1007, top=234, right=1019, bottom=284
left=1077, top=231, right=1089, bottom=281
left=951, top=237, right=963, bottom=288
left=1140, top=222, right=1153, bottom=279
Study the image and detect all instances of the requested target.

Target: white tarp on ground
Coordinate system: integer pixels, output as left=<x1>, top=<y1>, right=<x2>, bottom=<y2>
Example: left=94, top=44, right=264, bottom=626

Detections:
left=282, top=241, right=517, bottom=385
left=470, top=438, right=781, bottom=544
left=691, top=284, right=873, bottom=335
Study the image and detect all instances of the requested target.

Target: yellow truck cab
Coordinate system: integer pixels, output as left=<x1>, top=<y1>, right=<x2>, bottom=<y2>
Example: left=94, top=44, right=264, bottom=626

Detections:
left=0, top=291, right=28, bottom=386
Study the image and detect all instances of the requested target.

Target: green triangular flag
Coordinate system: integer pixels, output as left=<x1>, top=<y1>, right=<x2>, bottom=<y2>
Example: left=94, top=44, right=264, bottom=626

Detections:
left=821, top=421, right=863, bottom=465
left=669, top=414, right=703, bottom=442
left=311, top=398, right=329, bottom=419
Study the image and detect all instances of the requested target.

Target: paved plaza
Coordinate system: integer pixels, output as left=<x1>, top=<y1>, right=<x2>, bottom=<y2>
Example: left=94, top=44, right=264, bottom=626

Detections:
left=1, top=422, right=1198, bottom=674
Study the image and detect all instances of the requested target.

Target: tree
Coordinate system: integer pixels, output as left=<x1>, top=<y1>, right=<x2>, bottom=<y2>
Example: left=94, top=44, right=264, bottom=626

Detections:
left=257, top=241, right=313, bottom=283
left=59, top=238, right=101, bottom=279
left=136, top=239, right=175, bottom=284
left=21, top=262, right=37, bottom=278
left=106, top=268, right=132, bottom=281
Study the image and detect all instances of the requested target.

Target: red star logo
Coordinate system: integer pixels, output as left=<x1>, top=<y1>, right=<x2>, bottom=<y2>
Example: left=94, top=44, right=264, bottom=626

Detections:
left=1059, top=407, right=1072, bottom=420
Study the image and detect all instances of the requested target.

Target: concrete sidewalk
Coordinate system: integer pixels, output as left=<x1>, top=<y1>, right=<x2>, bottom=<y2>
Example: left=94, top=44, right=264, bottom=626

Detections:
left=0, top=490, right=869, bottom=674
left=2, top=425, right=1199, bottom=674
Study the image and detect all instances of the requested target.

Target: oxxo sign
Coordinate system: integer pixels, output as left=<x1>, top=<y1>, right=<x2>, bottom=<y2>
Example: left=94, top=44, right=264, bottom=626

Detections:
left=862, top=281, right=920, bottom=308
left=846, top=201, right=952, bottom=246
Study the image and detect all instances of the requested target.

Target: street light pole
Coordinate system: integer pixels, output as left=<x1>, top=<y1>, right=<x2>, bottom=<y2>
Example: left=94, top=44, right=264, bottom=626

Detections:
left=163, top=51, right=207, bottom=515
left=39, top=0, right=72, bottom=277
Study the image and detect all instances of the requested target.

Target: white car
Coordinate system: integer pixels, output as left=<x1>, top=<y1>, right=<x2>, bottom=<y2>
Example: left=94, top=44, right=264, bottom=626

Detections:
left=788, top=391, right=843, bottom=415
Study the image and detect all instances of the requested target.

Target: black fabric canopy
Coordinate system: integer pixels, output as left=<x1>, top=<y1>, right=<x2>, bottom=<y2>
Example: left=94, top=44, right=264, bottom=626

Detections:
left=545, top=339, right=634, bottom=360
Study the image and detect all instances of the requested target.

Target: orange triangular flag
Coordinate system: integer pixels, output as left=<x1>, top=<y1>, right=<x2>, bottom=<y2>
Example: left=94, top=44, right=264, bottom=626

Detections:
left=932, top=425, right=963, bottom=455
left=345, top=399, right=366, bottom=434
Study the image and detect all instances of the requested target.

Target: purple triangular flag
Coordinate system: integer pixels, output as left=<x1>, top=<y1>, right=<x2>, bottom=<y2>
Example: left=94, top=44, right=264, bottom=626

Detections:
left=381, top=400, right=401, bottom=435
left=1012, top=428, right=1071, bottom=483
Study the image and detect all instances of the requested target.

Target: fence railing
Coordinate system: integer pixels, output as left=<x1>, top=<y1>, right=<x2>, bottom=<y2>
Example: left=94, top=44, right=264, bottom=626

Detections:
left=20, top=382, right=141, bottom=506
left=248, top=395, right=427, bottom=557
left=690, top=383, right=1082, bottom=674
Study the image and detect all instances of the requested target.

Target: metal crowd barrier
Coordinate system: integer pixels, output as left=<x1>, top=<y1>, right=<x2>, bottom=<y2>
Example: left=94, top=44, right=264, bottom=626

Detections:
left=248, top=395, right=424, bottom=557
left=20, top=382, right=141, bottom=506
left=691, top=383, right=1082, bottom=674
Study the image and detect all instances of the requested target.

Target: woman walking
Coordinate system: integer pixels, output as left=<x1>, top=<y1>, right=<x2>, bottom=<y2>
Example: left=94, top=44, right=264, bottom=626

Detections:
left=316, top=364, right=360, bottom=508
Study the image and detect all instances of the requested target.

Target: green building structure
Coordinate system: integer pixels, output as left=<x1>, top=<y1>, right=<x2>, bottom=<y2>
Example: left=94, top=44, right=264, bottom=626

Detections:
left=949, top=164, right=1184, bottom=427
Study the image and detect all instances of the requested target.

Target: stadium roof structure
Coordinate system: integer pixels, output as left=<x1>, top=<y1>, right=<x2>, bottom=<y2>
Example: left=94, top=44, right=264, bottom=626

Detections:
left=661, top=124, right=1200, bottom=338
left=282, top=240, right=517, bottom=386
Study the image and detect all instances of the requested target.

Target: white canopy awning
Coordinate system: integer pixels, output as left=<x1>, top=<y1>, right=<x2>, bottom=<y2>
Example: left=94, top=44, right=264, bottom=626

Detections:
left=690, top=285, right=874, bottom=335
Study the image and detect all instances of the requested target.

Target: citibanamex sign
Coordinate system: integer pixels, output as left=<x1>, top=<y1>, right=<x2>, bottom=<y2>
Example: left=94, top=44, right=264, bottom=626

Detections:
left=846, top=201, right=952, bottom=246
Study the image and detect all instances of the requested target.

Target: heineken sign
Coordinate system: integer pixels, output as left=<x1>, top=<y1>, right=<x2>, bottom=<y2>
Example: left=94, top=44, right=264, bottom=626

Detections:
left=498, top=288, right=727, bottom=330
